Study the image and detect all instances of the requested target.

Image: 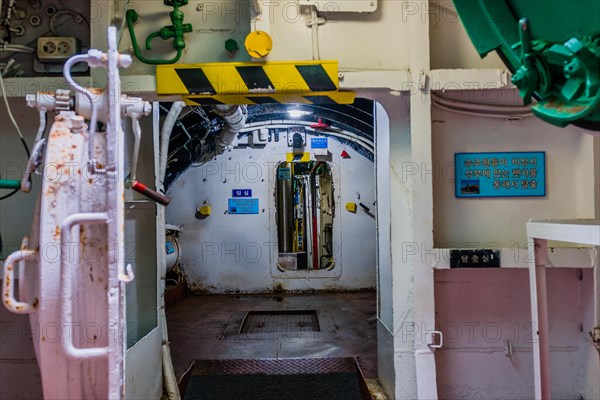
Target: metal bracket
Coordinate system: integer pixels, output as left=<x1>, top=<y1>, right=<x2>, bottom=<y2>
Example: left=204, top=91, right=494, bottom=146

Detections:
left=122, top=96, right=151, bottom=184
left=504, top=339, right=513, bottom=357
left=20, top=138, right=46, bottom=193
left=426, top=330, right=444, bottom=349
left=591, top=326, right=600, bottom=350
left=120, top=96, right=170, bottom=206
left=418, top=70, right=428, bottom=90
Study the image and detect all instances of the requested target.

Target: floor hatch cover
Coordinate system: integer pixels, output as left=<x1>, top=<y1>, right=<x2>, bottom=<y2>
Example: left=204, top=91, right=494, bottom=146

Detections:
left=240, top=310, right=320, bottom=334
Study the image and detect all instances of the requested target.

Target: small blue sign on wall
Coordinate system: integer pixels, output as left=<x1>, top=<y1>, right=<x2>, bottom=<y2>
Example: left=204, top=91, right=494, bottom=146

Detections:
left=278, top=167, right=291, bottom=180
left=455, top=152, right=546, bottom=198
left=165, top=241, right=175, bottom=255
left=228, top=198, right=259, bottom=214
left=232, top=189, right=252, bottom=197
left=311, top=137, right=328, bottom=149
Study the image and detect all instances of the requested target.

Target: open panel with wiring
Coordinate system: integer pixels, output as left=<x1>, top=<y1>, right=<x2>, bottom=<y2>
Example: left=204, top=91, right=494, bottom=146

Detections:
left=0, top=0, right=90, bottom=77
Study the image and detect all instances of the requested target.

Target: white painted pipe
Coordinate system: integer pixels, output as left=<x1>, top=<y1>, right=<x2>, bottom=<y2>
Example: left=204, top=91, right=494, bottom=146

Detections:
left=161, top=307, right=180, bottom=400
left=432, top=94, right=533, bottom=119
left=0, top=44, right=35, bottom=53
left=63, top=54, right=99, bottom=163
left=213, top=104, right=248, bottom=151
left=160, top=101, right=186, bottom=185
left=310, top=7, right=320, bottom=61
left=157, top=101, right=185, bottom=400
left=433, top=94, right=533, bottom=114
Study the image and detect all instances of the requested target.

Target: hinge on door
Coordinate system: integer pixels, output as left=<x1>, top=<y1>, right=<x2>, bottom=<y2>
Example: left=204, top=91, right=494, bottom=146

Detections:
left=591, top=326, right=600, bottom=350
left=418, top=70, right=428, bottom=90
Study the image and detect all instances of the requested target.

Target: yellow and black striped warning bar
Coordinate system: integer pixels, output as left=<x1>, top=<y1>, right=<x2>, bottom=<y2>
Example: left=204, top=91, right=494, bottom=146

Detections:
left=156, top=60, right=355, bottom=105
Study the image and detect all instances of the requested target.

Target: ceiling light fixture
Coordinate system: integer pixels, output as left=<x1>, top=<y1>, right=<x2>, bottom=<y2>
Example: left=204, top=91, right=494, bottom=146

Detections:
left=288, top=108, right=312, bottom=118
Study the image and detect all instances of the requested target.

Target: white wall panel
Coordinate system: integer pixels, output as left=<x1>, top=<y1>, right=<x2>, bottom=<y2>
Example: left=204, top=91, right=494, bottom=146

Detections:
left=166, top=128, right=376, bottom=293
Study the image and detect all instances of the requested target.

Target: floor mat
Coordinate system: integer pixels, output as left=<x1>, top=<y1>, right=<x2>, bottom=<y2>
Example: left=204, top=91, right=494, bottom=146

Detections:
left=181, top=358, right=372, bottom=400
left=184, top=373, right=362, bottom=400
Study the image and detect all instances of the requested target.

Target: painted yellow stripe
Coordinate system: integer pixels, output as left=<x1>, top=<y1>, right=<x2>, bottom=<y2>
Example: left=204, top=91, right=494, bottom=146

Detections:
left=322, top=91, right=356, bottom=104
left=262, top=63, right=310, bottom=92
left=202, top=65, right=249, bottom=94
left=156, top=67, right=191, bottom=95
left=156, top=60, right=339, bottom=96
left=182, top=91, right=356, bottom=106
left=286, top=152, right=311, bottom=162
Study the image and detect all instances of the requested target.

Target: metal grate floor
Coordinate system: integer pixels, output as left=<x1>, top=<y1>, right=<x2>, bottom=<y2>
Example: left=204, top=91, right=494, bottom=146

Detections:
left=180, top=358, right=374, bottom=400
left=240, top=310, right=320, bottom=334
left=190, top=357, right=356, bottom=376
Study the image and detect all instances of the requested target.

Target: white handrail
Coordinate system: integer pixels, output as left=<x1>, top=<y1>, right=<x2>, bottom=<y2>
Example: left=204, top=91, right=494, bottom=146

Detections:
left=60, top=212, right=109, bottom=360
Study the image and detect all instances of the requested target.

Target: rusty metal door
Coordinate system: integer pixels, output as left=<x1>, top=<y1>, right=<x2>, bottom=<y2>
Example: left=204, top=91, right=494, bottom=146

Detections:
left=2, top=27, right=133, bottom=399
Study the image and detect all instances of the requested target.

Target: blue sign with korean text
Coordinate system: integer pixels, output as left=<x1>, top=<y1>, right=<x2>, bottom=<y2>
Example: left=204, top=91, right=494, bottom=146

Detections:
left=311, top=137, right=328, bottom=148
left=228, top=198, right=259, bottom=214
left=232, top=189, right=252, bottom=197
left=455, top=152, right=546, bottom=198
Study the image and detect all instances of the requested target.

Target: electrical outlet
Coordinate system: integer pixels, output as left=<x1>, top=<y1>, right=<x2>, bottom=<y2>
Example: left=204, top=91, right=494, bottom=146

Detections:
left=37, top=37, right=79, bottom=62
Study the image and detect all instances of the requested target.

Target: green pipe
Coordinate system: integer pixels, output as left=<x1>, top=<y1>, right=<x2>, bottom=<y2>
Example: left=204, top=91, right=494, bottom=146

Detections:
left=126, top=5, right=192, bottom=65
left=0, top=179, right=21, bottom=190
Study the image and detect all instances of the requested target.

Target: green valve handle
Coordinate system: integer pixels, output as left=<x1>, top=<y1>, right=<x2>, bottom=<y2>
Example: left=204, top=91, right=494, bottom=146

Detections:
left=0, top=180, right=21, bottom=190
left=126, top=0, right=192, bottom=65
left=512, top=19, right=538, bottom=105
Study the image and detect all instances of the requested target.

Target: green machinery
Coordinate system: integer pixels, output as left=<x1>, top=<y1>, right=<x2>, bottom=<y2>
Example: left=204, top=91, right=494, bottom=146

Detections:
left=453, top=0, right=600, bottom=130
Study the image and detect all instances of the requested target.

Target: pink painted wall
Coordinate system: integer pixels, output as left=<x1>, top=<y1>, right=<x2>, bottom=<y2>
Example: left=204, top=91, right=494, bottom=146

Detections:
left=434, top=268, right=596, bottom=399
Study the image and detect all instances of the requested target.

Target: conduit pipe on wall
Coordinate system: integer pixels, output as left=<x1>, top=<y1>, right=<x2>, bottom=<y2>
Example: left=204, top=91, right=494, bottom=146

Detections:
left=434, top=94, right=600, bottom=135
left=212, top=104, right=248, bottom=151
left=239, top=122, right=375, bottom=154
left=159, top=101, right=186, bottom=400
left=161, top=307, right=180, bottom=400
left=432, top=94, right=534, bottom=119
left=0, top=43, right=35, bottom=54
left=160, top=101, right=186, bottom=184
left=305, top=6, right=325, bottom=61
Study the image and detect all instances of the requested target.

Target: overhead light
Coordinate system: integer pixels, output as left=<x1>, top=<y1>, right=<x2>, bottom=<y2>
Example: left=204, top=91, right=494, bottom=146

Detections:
left=288, top=108, right=312, bottom=118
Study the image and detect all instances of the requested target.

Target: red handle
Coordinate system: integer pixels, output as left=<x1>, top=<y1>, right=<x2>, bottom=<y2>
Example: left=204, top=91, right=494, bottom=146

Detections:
left=132, top=181, right=170, bottom=206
